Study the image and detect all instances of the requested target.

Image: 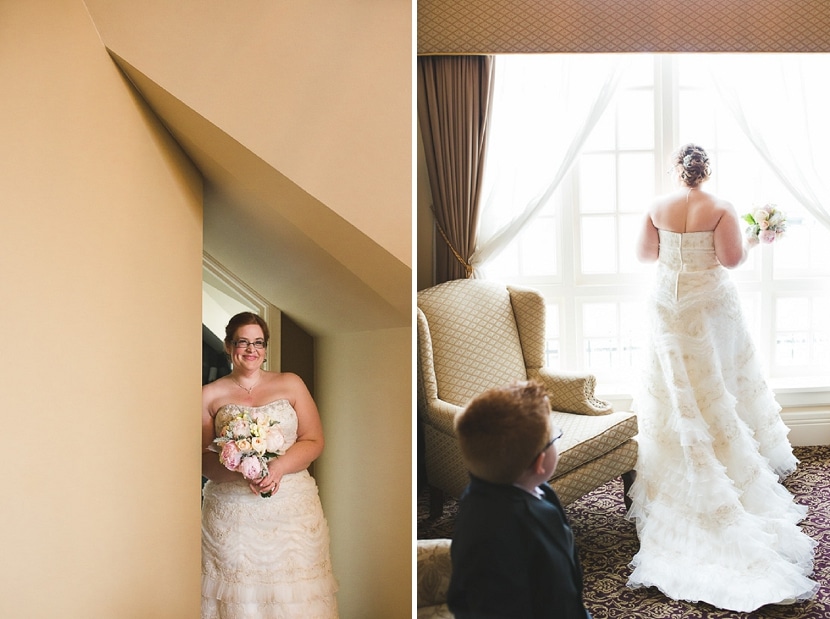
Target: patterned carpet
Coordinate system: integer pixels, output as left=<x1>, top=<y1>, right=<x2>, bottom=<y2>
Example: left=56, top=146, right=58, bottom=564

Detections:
left=417, top=445, right=830, bottom=619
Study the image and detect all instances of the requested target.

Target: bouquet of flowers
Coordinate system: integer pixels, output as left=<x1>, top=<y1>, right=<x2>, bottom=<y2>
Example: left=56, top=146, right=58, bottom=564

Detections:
left=743, top=204, right=787, bottom=244
left=212, top=409, right=285, bottom=497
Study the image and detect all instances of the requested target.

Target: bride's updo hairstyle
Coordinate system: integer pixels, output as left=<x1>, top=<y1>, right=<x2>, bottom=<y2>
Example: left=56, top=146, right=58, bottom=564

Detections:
left=224, top=311, right=270, bottom=345
left=673, top=143, right=711, bottom=188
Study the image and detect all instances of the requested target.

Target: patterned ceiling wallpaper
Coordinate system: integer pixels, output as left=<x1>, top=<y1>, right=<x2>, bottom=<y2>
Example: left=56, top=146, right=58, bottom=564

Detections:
left=417, top=0, right=830, bottom=55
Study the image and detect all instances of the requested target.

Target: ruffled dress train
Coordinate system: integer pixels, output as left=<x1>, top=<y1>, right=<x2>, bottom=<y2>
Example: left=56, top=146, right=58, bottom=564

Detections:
left=627, top=230, right=817, bottom=612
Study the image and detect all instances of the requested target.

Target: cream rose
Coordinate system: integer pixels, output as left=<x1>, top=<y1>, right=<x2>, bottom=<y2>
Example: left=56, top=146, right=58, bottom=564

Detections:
left=229, top=417, right=252, bottom=438
left=251, top=436, right=267, bottom=455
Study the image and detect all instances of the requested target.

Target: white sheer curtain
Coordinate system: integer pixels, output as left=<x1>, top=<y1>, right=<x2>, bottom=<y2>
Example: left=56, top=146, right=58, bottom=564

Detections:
left=470, top=55, right=627, bottom=277
left=707, top=54, right=830, bottom=232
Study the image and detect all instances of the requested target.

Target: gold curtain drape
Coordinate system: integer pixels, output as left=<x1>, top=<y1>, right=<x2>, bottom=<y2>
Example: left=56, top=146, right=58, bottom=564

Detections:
left=417, top=55, right=495, bottom=283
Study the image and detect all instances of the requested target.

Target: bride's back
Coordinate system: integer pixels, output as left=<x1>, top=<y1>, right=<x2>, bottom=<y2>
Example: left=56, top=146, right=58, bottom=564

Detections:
left=650, top=188, right=727, bottom=234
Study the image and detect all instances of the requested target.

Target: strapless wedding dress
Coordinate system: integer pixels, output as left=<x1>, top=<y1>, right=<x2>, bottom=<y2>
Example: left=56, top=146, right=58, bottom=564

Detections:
left=202, top=400, right=338, bottom=618
left=627, top=230, right=817, bottom=612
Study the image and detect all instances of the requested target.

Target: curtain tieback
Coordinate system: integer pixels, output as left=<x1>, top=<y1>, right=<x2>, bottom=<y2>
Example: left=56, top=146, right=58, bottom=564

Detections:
left=432, top=207, right=473, bottom=278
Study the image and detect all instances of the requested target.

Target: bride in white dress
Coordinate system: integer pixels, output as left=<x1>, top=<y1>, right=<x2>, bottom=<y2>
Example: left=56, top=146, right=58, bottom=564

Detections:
left=201, top=312, right=338, bottom=619
left=628, top=144, right=817, bottom=612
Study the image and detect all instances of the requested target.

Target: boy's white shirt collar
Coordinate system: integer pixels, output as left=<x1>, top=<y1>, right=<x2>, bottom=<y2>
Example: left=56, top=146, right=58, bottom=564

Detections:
left=513, top=483, right=545, bottom=499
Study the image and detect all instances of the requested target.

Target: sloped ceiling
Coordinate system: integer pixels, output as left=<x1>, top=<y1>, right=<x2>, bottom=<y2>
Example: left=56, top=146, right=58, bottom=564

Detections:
left=83, top=1, right=412, bottom=336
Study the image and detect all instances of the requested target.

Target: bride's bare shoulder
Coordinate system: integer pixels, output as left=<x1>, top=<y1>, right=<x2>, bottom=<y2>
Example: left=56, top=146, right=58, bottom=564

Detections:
left=260, top=370, right=308, bottom=394
left=202, top=376, right=236, bottom=411
left=711, top=196, right=738, bottom=219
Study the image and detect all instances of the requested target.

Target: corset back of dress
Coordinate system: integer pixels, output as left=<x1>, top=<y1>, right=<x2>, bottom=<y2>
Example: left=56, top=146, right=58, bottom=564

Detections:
left=656, top=230, right=722, bottom=301
left=657, top=230, right=720, bottom=272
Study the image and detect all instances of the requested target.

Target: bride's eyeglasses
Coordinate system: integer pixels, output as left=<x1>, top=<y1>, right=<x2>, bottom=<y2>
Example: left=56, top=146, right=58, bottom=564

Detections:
left=232, top=338, right=267, bottom=349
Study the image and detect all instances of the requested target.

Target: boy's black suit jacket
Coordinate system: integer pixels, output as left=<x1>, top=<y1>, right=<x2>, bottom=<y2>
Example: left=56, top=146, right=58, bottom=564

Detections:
left=447, top=475, right=589, bottom=619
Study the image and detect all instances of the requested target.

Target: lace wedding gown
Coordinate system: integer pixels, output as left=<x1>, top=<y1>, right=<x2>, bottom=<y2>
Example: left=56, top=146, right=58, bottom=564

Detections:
left=627, top=230, right=817, bottom=612
left=202, top=400, right=338, bottom=619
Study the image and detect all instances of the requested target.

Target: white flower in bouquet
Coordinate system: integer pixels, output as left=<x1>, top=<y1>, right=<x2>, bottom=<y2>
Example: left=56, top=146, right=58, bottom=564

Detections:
left=743, top=204, right=787, bottom=244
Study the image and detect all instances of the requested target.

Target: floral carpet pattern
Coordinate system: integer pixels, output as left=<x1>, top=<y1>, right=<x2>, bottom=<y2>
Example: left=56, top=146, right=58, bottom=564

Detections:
left=417, top=445, right=830, bottom=619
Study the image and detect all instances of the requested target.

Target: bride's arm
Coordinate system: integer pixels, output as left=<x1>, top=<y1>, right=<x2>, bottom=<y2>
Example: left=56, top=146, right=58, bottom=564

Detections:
left=256, top=373, right=325, bottom=494
left=201, top=382, right=244, bottom=483
left=636, top=209, right=659, bottom=263
left=714, top=203, right=751, bottom=268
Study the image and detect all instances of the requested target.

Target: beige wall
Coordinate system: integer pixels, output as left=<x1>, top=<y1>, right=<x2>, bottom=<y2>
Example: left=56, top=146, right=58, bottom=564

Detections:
left=316, top=328, right=412, bottom=618
left=0, top=2, right=203, bottom=618
left=80, top=2, right=414, bottom=618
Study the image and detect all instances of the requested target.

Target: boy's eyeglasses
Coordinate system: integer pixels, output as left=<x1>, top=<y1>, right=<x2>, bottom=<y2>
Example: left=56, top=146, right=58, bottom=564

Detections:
left=534, top=427, right=563, bottom=463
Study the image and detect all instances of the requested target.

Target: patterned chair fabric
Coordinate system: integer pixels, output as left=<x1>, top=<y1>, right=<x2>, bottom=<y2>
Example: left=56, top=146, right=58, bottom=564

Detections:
left=416, top=539, right=454, bottom=618
left=417, top=278, right=638, bottom=505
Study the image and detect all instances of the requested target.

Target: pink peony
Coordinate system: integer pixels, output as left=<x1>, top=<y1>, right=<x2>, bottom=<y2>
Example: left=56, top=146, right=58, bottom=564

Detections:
left=265, top=426, right=286, bottom=453
left=759, top=229, right=777, bottom=244
left=219, top=441, right=242, bottom=470
left=238, top=455, right=264, bottom=480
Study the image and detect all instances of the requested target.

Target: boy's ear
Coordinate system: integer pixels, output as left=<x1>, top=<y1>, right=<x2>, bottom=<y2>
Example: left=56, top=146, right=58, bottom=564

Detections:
left=531, top=451, right=547, bottom=475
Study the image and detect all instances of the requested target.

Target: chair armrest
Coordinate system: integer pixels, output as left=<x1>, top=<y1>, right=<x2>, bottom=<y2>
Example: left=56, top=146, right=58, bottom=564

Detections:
left=424, top=399, right=464, bottom=435
left=529, top=368, right=613, bottom=416
left=417, top=539, right=453, bottom=608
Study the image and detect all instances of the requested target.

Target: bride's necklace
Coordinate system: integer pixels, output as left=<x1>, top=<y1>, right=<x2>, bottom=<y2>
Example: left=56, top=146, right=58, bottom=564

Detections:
left=231, top=370, right=261, bottom=395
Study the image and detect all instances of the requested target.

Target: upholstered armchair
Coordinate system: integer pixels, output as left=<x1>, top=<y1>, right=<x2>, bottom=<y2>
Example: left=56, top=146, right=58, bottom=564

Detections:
left=416, top=539, right=454, bottom=619
left=417, top=278, right=637, bottom=517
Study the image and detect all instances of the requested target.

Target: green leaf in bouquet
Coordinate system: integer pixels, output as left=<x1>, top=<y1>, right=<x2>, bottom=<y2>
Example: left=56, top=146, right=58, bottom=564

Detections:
left=742, top=213, right=757, bottom=225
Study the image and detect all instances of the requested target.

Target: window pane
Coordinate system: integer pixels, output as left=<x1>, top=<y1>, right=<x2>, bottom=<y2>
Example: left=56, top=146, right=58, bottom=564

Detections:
left=583, top=302, right=619, bottom=370
left=618, top=91, right=653, bottom=149
left=520, top=217, right=557, bottom=276
left=775, top=297, right=810, bottom=366
left=678, top=89, right=716, bottom=148
left=773, top=221, right=810, bottom=271
left=545, top=303, right=560, bottom=369
left=776, top=297, right=809, bottom=331
left=583, top=302, right=616, bottom=337
left=581, top=216, right=617, bottom=273
left=579, top=155, right=616, bottom=213
left=618, top=153, right=654, bottom=213
left=622, top=55, right=654, bottom=88
left=585, top=337, right=616, bottom=369
left=773, top=209, right=830, bottom=275
left=583, top=105, right=615, bottom=151
left=814, top=297, right=830, bottom=366
left=482, top=243, right=519, bottom=280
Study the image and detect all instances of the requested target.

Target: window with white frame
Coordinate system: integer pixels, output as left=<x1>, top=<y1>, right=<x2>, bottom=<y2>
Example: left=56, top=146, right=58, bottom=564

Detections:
left=481, top=54, right=830, bottom=400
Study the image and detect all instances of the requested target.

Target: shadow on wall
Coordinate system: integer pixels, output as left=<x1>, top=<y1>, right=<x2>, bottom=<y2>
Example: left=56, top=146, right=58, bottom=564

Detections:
left=203, top=324, right=231, bottom=386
